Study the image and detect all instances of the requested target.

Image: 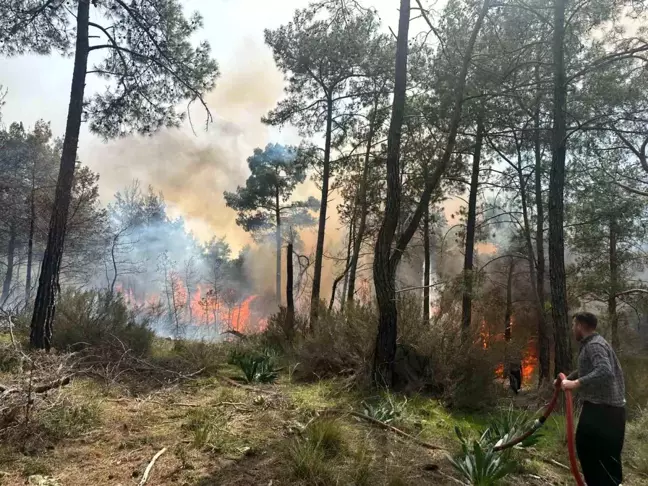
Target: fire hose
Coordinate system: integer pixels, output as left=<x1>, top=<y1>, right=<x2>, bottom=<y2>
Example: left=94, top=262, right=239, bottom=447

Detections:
left=493, top=373, right=586, bottom=486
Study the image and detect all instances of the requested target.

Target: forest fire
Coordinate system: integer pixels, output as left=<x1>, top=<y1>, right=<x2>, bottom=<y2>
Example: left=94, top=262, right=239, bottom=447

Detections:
left=480, top=318, right=538, bottom=383
left=115, top=282, right=267, bottom=337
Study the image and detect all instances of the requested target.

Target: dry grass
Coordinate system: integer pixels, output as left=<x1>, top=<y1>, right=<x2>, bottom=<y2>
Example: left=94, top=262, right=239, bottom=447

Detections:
left=2, top=344, right=645, bottom=486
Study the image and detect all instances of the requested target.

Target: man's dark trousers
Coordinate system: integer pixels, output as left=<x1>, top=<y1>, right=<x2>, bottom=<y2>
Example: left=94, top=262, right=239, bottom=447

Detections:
left=576, top=401, right=626, bottom=486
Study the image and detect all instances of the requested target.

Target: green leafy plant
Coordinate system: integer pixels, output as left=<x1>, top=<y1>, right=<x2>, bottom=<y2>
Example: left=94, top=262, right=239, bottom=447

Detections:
left=361, top=394, right=406, bottom=424
left=228, top=348, right=279, bottom=384
left=482, top=406, right=541, bottom=449
left=449, top=427, right=516, bottom=485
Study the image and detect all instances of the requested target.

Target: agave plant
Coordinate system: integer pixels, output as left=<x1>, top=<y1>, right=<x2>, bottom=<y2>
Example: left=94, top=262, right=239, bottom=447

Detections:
left=361, top=394, right=406, bottom=424
left=229, top=349, right=279, bottom=384
left=449, top=427, right=516, bottom=485
left=482, top=406, right=541, bottom=449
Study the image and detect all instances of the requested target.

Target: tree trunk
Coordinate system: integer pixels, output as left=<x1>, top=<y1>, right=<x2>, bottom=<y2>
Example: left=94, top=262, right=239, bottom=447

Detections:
left=30, top=0, right=90, bottom=350
left=533, top=59, right=551, bottom=383
left=310, top=97, right=334, bottom=326
left=460, top=118, right=484, bottom=339
left=25, top=184, right=36, bottom=304
left=384, top=0, right=490, bottom=272
left=609, top=219, right=619, bottom=349
left=548, top=0, right=572, bottom=374
left=347, top=103, right=378, bottom=304
left=1, top=223, right=17, bottom=305
left=275, top=196, right=282, bottom=306
left=286, top=241, right=295, bottom=339
left=423, top=204, right=431, bottom=323
left=504, top=257, right=515, bottom=342
left=516, top=135, right=550, bottom=385
left=341, top=203, right=356, bottom=308
left=372, top=0, right=410, bottom=387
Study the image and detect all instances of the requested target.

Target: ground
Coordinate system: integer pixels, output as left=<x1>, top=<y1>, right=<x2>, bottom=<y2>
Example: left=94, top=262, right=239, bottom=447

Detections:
left=1, top=344, right=647, bottom=486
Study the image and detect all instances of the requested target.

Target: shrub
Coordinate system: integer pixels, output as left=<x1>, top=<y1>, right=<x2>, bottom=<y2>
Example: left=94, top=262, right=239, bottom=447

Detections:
left=40, top=399, right=102, bottom=440
left=166, top=339, right=223, bottom=375
left=52, top=289, right=154, bottom=355
left=626, top=406, right=648, bottom=476
left=289, top=305, right=376, bottom=381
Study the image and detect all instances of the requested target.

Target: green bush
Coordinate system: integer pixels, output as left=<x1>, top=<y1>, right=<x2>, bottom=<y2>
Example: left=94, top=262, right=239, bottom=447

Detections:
left=52, top=289, right=154, bottom=355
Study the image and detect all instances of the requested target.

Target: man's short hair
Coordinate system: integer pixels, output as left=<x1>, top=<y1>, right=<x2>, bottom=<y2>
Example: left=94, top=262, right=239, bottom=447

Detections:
left=573, top=312, right=598, bottom=330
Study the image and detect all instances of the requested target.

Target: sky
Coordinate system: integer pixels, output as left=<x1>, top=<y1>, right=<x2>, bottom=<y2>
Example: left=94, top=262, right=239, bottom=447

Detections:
left=0, top=0, right=404, bottom=250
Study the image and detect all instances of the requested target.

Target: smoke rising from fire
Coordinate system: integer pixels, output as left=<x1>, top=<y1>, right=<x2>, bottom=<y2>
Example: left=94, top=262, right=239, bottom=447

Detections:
left=78, top=38, right=352, bottom=317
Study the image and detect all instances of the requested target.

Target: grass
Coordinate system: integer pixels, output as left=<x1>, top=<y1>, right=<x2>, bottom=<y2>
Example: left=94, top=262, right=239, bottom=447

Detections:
left=2, top=339, right=646, bottom=486
left=288, top=419, right=345, bottom=484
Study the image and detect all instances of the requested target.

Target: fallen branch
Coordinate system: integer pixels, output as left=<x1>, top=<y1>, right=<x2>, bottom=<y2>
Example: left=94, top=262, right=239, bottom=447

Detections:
left=138, top=447, right=167, bottom=486
left=1, top=375, right=73, bottom=398
left=33, top=375, right=74, bottom=393
left=316, top=408, right=446, bottom=451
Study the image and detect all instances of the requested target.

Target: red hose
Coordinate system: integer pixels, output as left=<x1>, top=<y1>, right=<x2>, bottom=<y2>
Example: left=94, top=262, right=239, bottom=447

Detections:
left=558, top=372, right=586, bottom=486
left=494, top=374, right=586, bottom=485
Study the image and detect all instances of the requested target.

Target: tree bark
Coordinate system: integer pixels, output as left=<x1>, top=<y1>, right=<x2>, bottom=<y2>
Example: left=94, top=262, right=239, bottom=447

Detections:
left=347, top=102, right=378, bottom=304
left=286, top=241, right=295, bottom=339
left=609, top=219, right=619, bottom=349
left=504, top=257, right=515, bottom=342
left=385, top=0, right=490, bottom=272
left=533, top=59, right=551, bottom=383
left=25, top=176, right=37, bottom=304
left=461, top=117, right=484, bottom=339
left=341, top=202, right=357, bottom=308
left=275, top=193, right=282, bottom=306
left=548, top=0, right=572, bottom=374
left=310, top=97, right=334, bottom=326
left=30, top=0, right=90, bottom=350
left=1, top=223, right=17, bottom=305
left=372, top=0, right=410, bottom=387
left=423, top=204, right=431, bottom=323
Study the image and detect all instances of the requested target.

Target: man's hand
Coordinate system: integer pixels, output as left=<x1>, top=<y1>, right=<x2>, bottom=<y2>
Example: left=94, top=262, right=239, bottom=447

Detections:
left=561, top=379, right=580, bottom=391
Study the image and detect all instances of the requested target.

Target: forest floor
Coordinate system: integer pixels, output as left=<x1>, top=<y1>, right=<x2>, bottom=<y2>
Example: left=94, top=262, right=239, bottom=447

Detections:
left=1, top=341, right=647, bottom=486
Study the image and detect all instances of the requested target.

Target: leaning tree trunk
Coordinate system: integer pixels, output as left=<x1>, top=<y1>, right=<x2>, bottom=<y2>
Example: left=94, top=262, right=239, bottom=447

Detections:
left=533, top=59, right=551, bottom=383
left=30, top=0, right=90, bottom=350
left=548, top=0, right=572, bottom=374
left=373, top=0, right=489, bottom=387
left=1, top=222, right=17, bottom=305
left=609, top=219, right=619, bottom=349
left=310, top=97, right=334, bottom=326
left=372, top=0, right=410, bottom=387
left=423, top=203, right=431, bottom=323
left=461, top=118, right=484, bottom=339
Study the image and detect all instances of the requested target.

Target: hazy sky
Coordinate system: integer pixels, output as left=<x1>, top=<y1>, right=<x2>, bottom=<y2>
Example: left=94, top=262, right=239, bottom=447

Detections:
left=0, top=0, right=402, bottom=247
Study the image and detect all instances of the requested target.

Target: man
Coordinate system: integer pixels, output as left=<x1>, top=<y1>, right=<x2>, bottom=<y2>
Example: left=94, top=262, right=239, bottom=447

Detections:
left=508, top=360, right=522, bottom=394
left=559, top=312, right=626, bottom=486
